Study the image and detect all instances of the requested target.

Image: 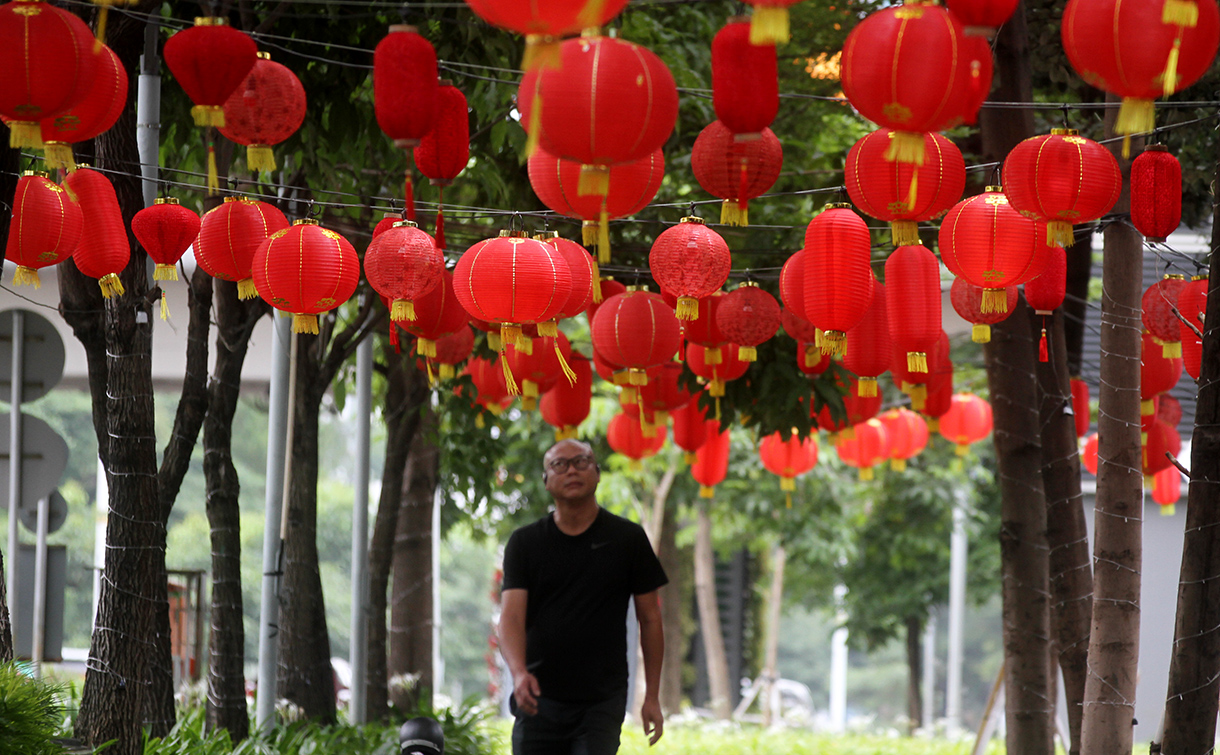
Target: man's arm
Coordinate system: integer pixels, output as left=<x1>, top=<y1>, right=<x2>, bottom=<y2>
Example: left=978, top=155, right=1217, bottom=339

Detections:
left=498, top=587, right=540, bottom=715
left=634, top=589, right=665, bottom=745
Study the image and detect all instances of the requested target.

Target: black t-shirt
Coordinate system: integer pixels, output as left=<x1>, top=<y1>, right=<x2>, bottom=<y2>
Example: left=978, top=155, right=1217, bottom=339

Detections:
left=502, top=507, right=668, bottom=703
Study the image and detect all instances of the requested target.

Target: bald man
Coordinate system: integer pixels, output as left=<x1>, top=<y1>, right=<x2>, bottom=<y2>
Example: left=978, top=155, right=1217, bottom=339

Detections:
left=498, top=439, right=667, bottom=755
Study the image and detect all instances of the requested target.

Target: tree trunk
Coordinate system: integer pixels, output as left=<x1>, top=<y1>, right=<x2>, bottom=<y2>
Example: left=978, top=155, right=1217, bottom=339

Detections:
left=0, top=550, right=11, bottom=662
left=657, top=496, right=685, bottom=717
left=1063, top=236, right=1094, bottom=378
left=761, top=545, right=785, bottom=726
left=1080, top=99, right=1143, bottom=755
left=388, top=404, right=438, bottom=711
left=1158, top=134, right=1220, bottom=755
left=694, top=502, right=731, bottom=720
left=1037, top=306, right=1093, bottom=755
left=906, top=615, right=923, bottom=736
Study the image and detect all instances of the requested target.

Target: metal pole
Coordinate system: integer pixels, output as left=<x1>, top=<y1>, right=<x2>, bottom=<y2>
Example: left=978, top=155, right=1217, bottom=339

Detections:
left=7, top=310, right=24, bottom=619
left=137, top=21, right=160, bottom=210
left=256, top=316, right=292, bottom=730
left=349, top=336, right=373, bottom=723
left=92, top=457, right=107, bottom=629
left=946, top=493, right=969, bottom=732
left=31, top=495, right=48, bottom=677
left=922, top=610, right=936, bottom=731
left=432, top=477, right=443, bottom=696
left=829, top=583, right=848, bottom=733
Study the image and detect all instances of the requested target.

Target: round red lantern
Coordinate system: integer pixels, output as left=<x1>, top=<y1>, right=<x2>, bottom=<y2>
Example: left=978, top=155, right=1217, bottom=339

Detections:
left=715, top=283, right=781, bottom=362
left=194, top=196, right=289, bottom=299
left=1131, top=145, right=1183, bottom=242
left=219, top=52, right=307, bottom=173
left=63, top=166, right=128, bottom=298
left=835, top=417, right=889, bottom=480
left=608, top=412, right=667, bottom=466
left=946, top=0, right=1020, bottom=36
left=464, top=355, right=513, bottom=417
left=844, top=129, right=966, bottom=245
left=1153, top=465, right=1181, bottom=512
left=672, top=394, right=711, bottom=463
left=252, top=219, right=360, bottom=334
left=373, top=25, right=437, bottom=149
left=1071, top=377, right=1091, bottom=438
left=5, top=172, right=82, bottom=288
left=797, top=340, right=833, bottom=375
left=650, top=217, right=731, bottom=319
left=1141, top=330, right=1183, bottom=419
left=686, top=342, right=749, bottom=397
left=938, top=392, right=993, bottom=454
left=164, top=17, right=258, bottom=127
left=683, top=293, right=727, bottom=349
left=803, top=205, right=875, bottom=355
left=691, top=420, right=731, bottom=496
left=692, top=121, right=783, bottom=227
left=712, top=19, right=778, bottom=139
left=540, top=354, right=593, bottom=440
left=463, top=0, right=629, bottom=69
left=816, top=379, right=884, bottom=435
left=588, top=277, right=628, bottom=324
left=879, top=407, right=929, bottom=471
left=760, top=431, right=818, bottom=490
left=397, top=268, right=470, bottom=358
left=132, top=197, right=201, bottom=286
left=1002, top=130, right=1123, bottom=247
left=1178, top=276, right=1208, bottom=380
left=534, top=233, right=594, bottom=320
left=886, top=244, right=942, bottom=374
left=431, top=325, right=475, bottom=381
left=506, top=331, right=573, bottom=404
left=0, top=0, right=99, bottom=149
left=365, top=220, right=444, bottom=322
left=843, top=278, right=891, bottom=397
left=415, top=80, right=470, bottom=249
left=37, top=43, right=126, bottom=171
left=590, top=290, right=681, bottom=385
left=950, top=276, right=1017, bottom=343
left=1024, top=245, right=1067, bottom=361
left=1143, top=274, right=1189, bottom=359
left=1159, top=393, right=1184, bottom=429
left=1082, top=432, right=1100, bottom=475
left=779, top=249, right=809, bottom=321
left=1144, top=419, right=1181, bottom=478
left=637, top=362, right=697, bottom=427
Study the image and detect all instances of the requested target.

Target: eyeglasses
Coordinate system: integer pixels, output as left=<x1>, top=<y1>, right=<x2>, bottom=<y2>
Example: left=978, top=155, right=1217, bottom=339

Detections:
left=546, top=455, right=596, bottom=474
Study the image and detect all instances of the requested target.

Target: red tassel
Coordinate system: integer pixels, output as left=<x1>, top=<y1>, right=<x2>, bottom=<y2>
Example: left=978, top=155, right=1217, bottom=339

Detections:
left=435, top=187, right=445, bottom=251
left=404, top=151, right=417, bottom=222
left=737, top=154, right=750, bottom=216
left=390, top=322, right=401, bottom=353
left=1039, top=326, right=1048, bottom=362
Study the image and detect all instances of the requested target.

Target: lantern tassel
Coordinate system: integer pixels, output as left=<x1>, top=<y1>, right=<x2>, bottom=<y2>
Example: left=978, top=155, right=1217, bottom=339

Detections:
left=683, top=451, right=696, bottom=465
left=859, top=467, right=874, bottom=482
left=524, top=78, right=543, bottom=158
left=641, top=415, right=656, bottom=438
left=781, top=477, right=796, bottom=492
left=1163, top=0, right=1199, bottom=26
left=390, top=322, right=401, bottom=353
left=13, top=266, right=41, bottom=288
left=556, top=344, right=579, bottom=386
left=516, top=334, right=533, bottom=354
left=1045, top=220, right=1074, bottom=247
left=237, top=278, right=259, bottom=300
left=192, top=105, right=225, bottom=128
left=8, top=122, right=43, bottom=150
left=160, top=290, right=170, bottom=321
left=621, top=385, right=637, bottom=404
left=598, top=208, right=611, bottom=264
left=628, top=368, right=648, bottom=386
left=43, top=143, right=76, bottom=172
left=908, top=383, right=927, bottom=411
left=892, top=458, right=907, bottom=472
left=785, top=493, right=793, bottom=508
left=578, top=164, right=610, bottom=197
left=709, top=378, right=725, bottom=397
left=738, top=346, right=757, bottom=362
left=94, top=4, right=111, bottom=51
left=1164, top=39, right=1183, bottom=96
left=247, top=145, right=276, bottom=173
left=749, top=6, right=790, bottom=44
left=1162, top=503, right=1177, bottom=516
left=522, top=35, right=562, bottom=71
left=1039, top=321, right=1049, bottom=362
left=537, top=320, right=558, bottom=338
left=206, top=144, right=219, bottom=196
left=154, top=263, right=178, bottom=281
left=1116, top=98, right=1156, bottom=145
left=576, top=0, right=608, bottom=27
left=891, top=220, right=919, bottom=246
left=676, top=296, right=700, bottom=321
left=904, top=170, right=919, bottom=213
left=435, top=189, right=446, bottom=251
left=439, top=363, right=454, bottom=380
left=416, top=337, right=436, bottom=359
left=858, top=377, right=878, bottom=397
left=884, top=131, right=926, bottom=165
left=583, top=220, right=598, bottom=246
left=820, top=330, right=847, bottom=357
left=1163, top=340, right=1182, bottom=359
left=705, top=345, right=722, bottom=365
left=392, top=299, right=417, bottom=322
left=591, top=266, right=603, bottom=303
left=404, top=174, right=416, bottom=223
left=699, top=485, right=715, bottom=499
left=98, top=273, right=125, bottom=299
left=293, top=314, right=319, bottom=334
left=425, top=359, right=437, bottom=388
left=981, top=288, right=1009, bottom=314
left=972, top=323, right=991, bottom=343
left=487, top=330, right=502, bottom=351
left=926, top=417, right=939, bottom=433
left=501, top=356, right=520, bottom=396
left=907, top=352, right=928, bottom=373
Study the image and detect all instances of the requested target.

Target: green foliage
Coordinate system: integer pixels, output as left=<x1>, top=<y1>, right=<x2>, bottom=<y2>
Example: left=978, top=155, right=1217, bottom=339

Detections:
left=0, top=663, right=70, bottom=755
left=617, top=723, right=1004, bottom=755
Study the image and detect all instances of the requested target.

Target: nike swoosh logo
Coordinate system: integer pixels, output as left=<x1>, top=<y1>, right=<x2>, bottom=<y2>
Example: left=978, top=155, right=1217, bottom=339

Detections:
left=591, top=542, right=609, bottom=549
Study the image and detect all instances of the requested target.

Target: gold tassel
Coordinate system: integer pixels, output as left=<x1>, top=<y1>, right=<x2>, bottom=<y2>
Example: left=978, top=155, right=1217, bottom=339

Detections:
left=523, top=379, right=539, bottom=399
left=1141, top=399, right=1156, bottom=416
left=247, top=145, right=276, bottom=173
left=884, top=131, right=926, bottom=165
left=160, top=290, right=169, bottom=321
left=13, top=266, right=41, bottom=288
left=1116, top=98, right=1156, bottom=138
left=1162, top=504, right=1177, bottom=516
left=1163, top=39, right=1183, bottom=96
left=517, top=334, right=534, bottom=354
left=655, top=410, right=669, bottom=427
left=738, top=345, right=757, bottom=362
left=613, top=370, right=630, bottom=386
left=426, top=360, right=437, bottom=388
left=1163, top=0, right=1199, bottom=26
left=537, top=320, right=558, bottom=337
left=904, top=170, right=919, bottom=214
left=525, top=89, right=542, bottom=158
left=684, top=451, right=697, bottom=465
left=487, top=331, right=502, bottom=351
left=8, top=121, right=44, bottom=149
left=621, top=385, right=637, bottom=404
left=556, top=342, right=578, bottom=385
left=909, top=384, right=927, bottom=411
left=781, top=478, right=796, bottom=492
left=391, top=299, right=416, bottom=321
left=418, top=337, right=437, bottom=358
left=192, top=105, right=225, bottom=128
left=475, top=413, right=486, bottom=429
left=583, top=220, right=599, bottom=246
left=926, top=417, right=939, bottom=433
left=522, top=35, right=562, bottom=71
left=699, top=485, right=715, bottom=498
left=641, top=416, right=656, bottom=438
left=972, top=323, right=991, bottom=343
left=1046, top=220, right=1074, bottom=247
left=804, top=345, right=817, bottom=368
left=981, top=288, right=1009, bottom=314
left=956, top=443, right=969, bottom=456
left=720, top=199, right=748, bottom=226
left=154, top=263, right=178, bottom=281
left=907, top=352, right=928, bottom=373
left=98, top=273, right=125, bottom=298
left=819, top=330, right=847, bottom=357
left=207, top=145, right=219, bottom=195
left=628, top=368, right=648, bottom=386
left=598, top=208, right=611, bottom=264
left=858, top=377, right=877, bottom=397
left=841, top=425, right=856, bottom=441
left=578, top=164, right=610, bottom=197
left=576, top=0, right=608, bottom=27
left=749, top=5, right=790, bottom=44
left=238, top=278, right=258, bottom=300
left=591, top=267, right=603, bottom=303
left=43, top=142, right=76, bottom=172
left=710, top=379, right=725, bottom=397
left=705, top=345, right=722, bottom=365
left=891, top=458, right=907, bottom=472
left=1163, top=340, right=1182, bottom=358
left=501, top=352, right=520, bottom=396
left=859, top=467, right=874, bottom=481
left=439, top=364, right=455, bottom=380
left=501, top=323, right=522, bottom=349
left=522, top=395, right=537, bottom=411
left=293, top=313, right=319, bottom=334
left=891, top=220, right=919, bottom=246
left=785, top=492, right=793, bottom=508
left=676, top=297, right=700, bottom=321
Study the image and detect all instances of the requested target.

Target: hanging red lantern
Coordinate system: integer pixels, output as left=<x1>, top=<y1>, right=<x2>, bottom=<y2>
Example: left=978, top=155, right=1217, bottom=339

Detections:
left=590, top=290, right=682, bottom=385
left=1131, top=145, right=1183, bottom=242
left=759, top=431, right=818, bottom=490
left=712, top=19, right=778, bottom=139
left=1153, top=465, right=1181, bottom=513
left=650, top=217, right=732, bottom=319
left=946, top=0, right=1020, bottom=36
left=835, top=418, right=889, bottom=480
left=779, top=248, right=809, bottom=321
left=879, top=407, right=929, bottom=471
left=1179, top=276, right=1207, bottom=380
left=194, top=196, right=289, bottom=299
left=1143, top=419, right=1181, bottom=478
left=840, top=3, right=972, bottom=165
left=413, top=81, right=469, bottom=250
left=430, top=325, right=475, bottom=381
left=540, top=354, right=593, bottom=440
left=691, top=420, right=731, bottom=497
left=843, top=278, right=891, bottom=397
left=365, top=220, right=444, bottom=322
left=1071, top=377, right=1091, bottom=438
left=373, top=26, right=437, bottom=149
left=5, top=172, right=82, bottom=288
left=464, top=355, right=513, bottom=418
left=372, top=213, right=402, bottom=240
left=816, top=378, right=884, bottom=435
left=672, top=394, right=711, bottom=463
left=949, top=276, right=1017, bottom=343
left=506, top=331, right=574, bottom=406
left=62, top=166, right=128, bottom=298
left=535, top=233, right=595, bottom=320
left=803, top=204, right=875, bottom=355
left=1082, top=432, right=1099, bottom=475
left=608, top=412, right=667, bottom=466
left=1024, top=245, right=1067, bottom=362
left=1143, top=274, right=1189, bottom=359
left=960, top=35, right=994, bottom=125
left=683, top=293, right=727, bottom=350
left=1002, top=130, right=1123, bottom=247
left=796, top=340, right=832, bottom=375
left=164, top=17, right=258, bottom=127
left=892, top=329, right=949, bottom=411
left=939, top=187, right=1051, bottom=313
left=587, top=277, right=628, bottom=325
left=397, top=268, right=470, bottom=359
left=132, top=198, right=200, bottom=283
left=691, top=121, right=783, bottom=227
left=219, top=52, right=307, bottom=173
left=463, top=0, right=629, bottom=69
left=743, top=0, right=803, bottom=45
left=1159, top=393, right=1184, bottom=429
left=0, top=0, right=99, bottom=149
left=886, top=244, right=942, bottom=374
left=922, top=346, right=955, bottom=426
left=686, top=342, right=749, bottom=397
left=637, top=361, right=697, bottom=428
left=1141, top=331, right=1183, bottom=423
left=715, top=283, right=781, bottom=362
left=938, top=392, right=993, bottom=455
left=844, top=129, right=966, bottom=246
left=36, top=43, right=126, bottom=171
left=252, top=219, right=360, bottom=334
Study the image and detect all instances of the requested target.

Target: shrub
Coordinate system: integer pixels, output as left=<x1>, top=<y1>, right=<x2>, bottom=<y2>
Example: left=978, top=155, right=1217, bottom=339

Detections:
left=0, top=662, right=69, bottom=755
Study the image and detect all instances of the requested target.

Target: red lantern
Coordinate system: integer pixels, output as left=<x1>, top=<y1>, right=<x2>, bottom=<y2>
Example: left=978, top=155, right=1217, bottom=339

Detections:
left=219, top=53, right=307, bottom=173
left=950, top=277, right=1016, bottom=343
left=803, top=205, right=875, bottom=355
left=1153, top=465, right=1181, bottom=512
left=835, top=418, right=889, bottom=480
left=637, top=362, right=697, bottom=427
left=194, top=196, right=289, bottom=299
left=886, top=245, right=942, bottom=374
left=960, top=35, right=994, bottom=125
left=937, top=393, right=993, bottom=454
left=879, top=408, right=929, bottom=471
left=782, top=307, right=819, bottom=344
left=686, top=342, right=749, bottom=397
left=1179, top=276, right=1207, bottom=380
left=373, top=26, right=437, bottom=149
left=431, top=325, right=476, bottom=381
left=132, top=197, right=201, bottom=316
left=712, top=19, right=778, bottom=139
left=683, top=293, right=727, bottom=349
left=922, top=348, right=955, bottom=426
left=1144, top=419, right=1181, bottom=477
left=779, top=249, right=809, bottom=320
left=691, top=420, right=731, bottom=496
left=1141, top=331, right=1184, bottom=420
left=62, top=167, right=128, bottom=298
left=1159, top=393, right=1184, bottom=429
left=1082, top=432, right=1099, bottom=475
left=1062, top=0, right=1220, bottom=144
left=1071, top=378, right=1091, bottom=438
left=939, top=187, right=1050, bottom=313
left=715, top=283, right=781, bottom=362
left=946, top=0, right=1020, bottom=36
left=414, top=81, right=469, bottom=249
left=541, top=354, right=593, bottom=439
left=37, top=44, right=126, bottom=171
left=364, top=220, right=443, bottom=323
left=672, top=394, right=711, bottom=462
left=1131, top=145, right=1183, bottom=242
left=816, top=378, right=884, bottom=434
left=397, top=268, right=470, bottom=359
left=463, top=0, right=629, bottom=69
left=588, top=277, right=628, bottom=325
left=1002, top=130, right=1123, bottom=247
left=590, top=290, right=681, bottom=385
left=796, top=340, right=832, bottom=375
left=535, top=234, right=594, bottom=320
left=164, top=17, right=257, bottom=128
left=843, top=278, right=891, bottom=397
left=1024, top=245, right=1067, bottom=361
left=759, top=431, right=818, bottom=490
left=506, top=331, right=574, bottom=405
left=892, top=330, right=950, bottom=411
left=844, top=129, right=966, bottom=245
left=650, top=217, right=732, bottom=319
left=608, top=412, right=667, bottom=465
left=464, top=355, right=513, bottom=417
left=252, top=220, right=360, bottom=334
left=840, top=4, right=972, bottom=164
left=1143, top=274, right=1189, bottom=359
left=5, top=172, right=82, bottom=288
left=743, top=0, right=803, bottom=45
left=0, top=0, right=99, bottom=149
left=692, top=121, right=783, bottom=227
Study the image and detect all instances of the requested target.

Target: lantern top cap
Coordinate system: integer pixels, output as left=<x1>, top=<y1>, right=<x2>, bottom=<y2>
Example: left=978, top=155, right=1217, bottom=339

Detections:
left=392, top=220, right=419, bottom=229
left=1192, top=275, right=1208, bottom=281
left=727, top=15, right=750, bottom=24
left=985, top=185, right=1003, bottom=192
left=293, top=218, right=320, bottom=226
left=1165, top=273, right=1186, bottom=280
left=498, top=230, right=528, bottom=238
left=154, top=197, right=181, bottom=205
left=257, top=51, right=270, bottom=60
left=194, top=17, right=230, bottom=27
left=223, top=196, right=239, bottom=203
left=679, top=216, right=706, bottom=226
left=738, top=281, right=759, bottom=289
left=1145, top=144, right=1170, bottom=153
left=389, top=24, right=419, bottom=33
left=824, top=202, right=853, bottom=210
left=533, top=231, right=559, bottom=240
left=21, top=170, right=45, bottom=178
left=1050, top=128, right=1079, bottom=136
left=439, top=78, right=453, bottom=87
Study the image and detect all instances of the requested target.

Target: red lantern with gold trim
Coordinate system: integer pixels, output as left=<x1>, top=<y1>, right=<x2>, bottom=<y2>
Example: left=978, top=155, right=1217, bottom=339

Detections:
left=1071, top=377, right=1091, bottom=437
left=397, top=268, right=470, bottom=358
left=608, top=412, right=667, bottom=465
left=816, top=378, right=884, bottom=434
left=541, top=354, right=592, bottom=439
left=1153, top=465, right=1181, bottom=513
left=835, top=418, right=889, bottom=480
left=650, top=217, right=732, bottom=319
left=1141, top=331, right=1183, bottom=422
left=164, top=17, right=258, bottom=128
left=591, top=290, right=682, bottom=386
left=465, top=355, right=513, bottom=417
left=683, top=293, right=727, bottom=349
left=937, top=392, right=993, bottom=455
left=464, top=0, right=629, bottom=69
left=63, top=166, right=128, bottom=298
left=844, top=278, right=891, bottom=397
left=692, top=121, right=783, bottom=227
left=5, top=172, right=82, bottom=288
left=431, top=325, right=475, bottom=381
left=1024, top=245, right=1067, bottom=361
left=672, top=394, right=711, bottom=463
left=588, top=277, right=628, bottom=325
left=220, top=53, right=307, bottom=174
left=715, top=283, right=781, bottom=362
left=132, top=197, right=200, bottom=318
left=637, top=362, right=696, bottom=428
left=686, top=342, right=749, bottom=397
left=803, top=205, right=874, bottom=355
left=879, top=407, right=929, bottom=471
left=1131, top=145, right=1183, bottom=242
left=946, top=0, right=1020, bottom=36
left=365, top=220, right=444, bottom=322
left=535, top=234, right=594, bottom=320
left=886, top=244, right=942, bottom=374
left=195, top=196, right=289, bottom=299
left=1144, top=419, right=1181, bottom=478
left=712, top=19, right=778, bottom=139
left=1179, top=276, right=1207, bottom=380
left=252, top=219, right=360, bottom=334
left=691, top=420, right=731, bottom=496
left=506, top=331, right=574, bottom=407
left=36, top=44, right=126, bottom=171
left=950, top=277, right=1016, bottom=343
left=796, top=340, right=832, bottom=375
left=760, top=431, right=818, bottom=490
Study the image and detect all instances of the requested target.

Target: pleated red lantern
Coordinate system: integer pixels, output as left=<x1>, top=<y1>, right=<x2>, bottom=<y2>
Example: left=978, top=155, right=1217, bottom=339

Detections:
left=760, top=431, right=818, bottom=490
left=712, top=19, right=778, bottom=139
left=1082, top=432, right=1100, bottom=475
left=938, top=187, right=1049, bottom=313
left=879, top=407, right=929, bottom=471
left=529, top=148, right=664, bottom=263
left=194, top=196, right=289, bottom=299
left=1131, top=145, right=1183, bottom=242
left=691, top=420, right=731, bottom=497
left=1179, top=276, right=1208, bottom=380
left=219, top=53, right=307, bottom=173
left=835, top=418, right=889, bottom=480
left=164, top=17, right=258, bottom=128
left=523, top=36, right=678, bottom=198
left=691, top=121, right=783, bottom=227
left=637, top=362, right=696, bottom=426
left=252, top=219, right=359, bottom=334
left=797, top=340, right=832, bottom=375
left=464, top=0, right=629, bottom=69
left=372, top=213, right=401, bottom=240
left=590, top=290, right=682, bottom=386
left=844, top=278, right=891, bottom=397
left=534, top=234, right=594, bottom=320
left=132, top=197, right=200, bottom=316
left=587, top=277, right=628, bottom=324
left=1159, top=393, right=1184, bottom=429
left=5, top=172, right=82, bottom=288
left=398, top=268, right=470, bottom=359
left=816, top=379, right=884, bottom=435
left=1143, top=419, right=1181, bottom=478
left=779, top=249, right=809, bottom=320
left=63, top=167, right=128, bottom=298
left=0, top=0, right=98, bottom=149
left=1002, top=130, right=1123, bottom=247
left=608, top=412, right=667, bottom=466
left=672, top=394, right=711, bottom=463
left=782, top=307, right=819, bottom=344
left=540, top=354, right=593, bottom=440
left=37, top=44, right=126, bottom=171
left=715, top=283, right=781, bottom=362
left=744, top=0, right=804, bottom=45
left=840, top=3, right=972, bottom=165
left=921, top=348, right=954, bottom=425
left=1071, top=377, right=1091, bottom=438
left=949, top=276, right=1016, bottom=343
left=465, top=355, right=513, bottom=418
left=1062, top=0, right=1220, bottom=147
left=365, top=220, right=444, bottom=322
left=803, top=205, right=875, bottom=355
left=506, top=331, right=573, bottom=406
left=1153, top=466, right=1181, bottom=513
left=844, top=129, right=966, bottom=246
left=430, top=325, right=475, bottom=381
left=373, top=26, right=437, bottom=149
left=683, top=293, right=727, bottom=349
left=1141, top=331, right=1183, bottom=422
left=650, top=217, right=732, bottom=319
left=1024, top=245, right=1067, bottom=361
left=937, top=393, right=993, bottom=455
left=686, top=342, right=749, bottom=397
left=886, top=245, right=942, bottom=373
left=960, top=35, right=994, bottom=125
left=414, top=81, right=469, bottom=250
left=946, top=0, right=1020, bottom=36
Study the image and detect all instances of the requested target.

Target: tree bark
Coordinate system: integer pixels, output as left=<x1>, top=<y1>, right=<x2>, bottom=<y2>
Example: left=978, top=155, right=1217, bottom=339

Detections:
left=657, top=496, right=685, bottom=717
left=906, top=615, right=923, bottom=736
left=388, top=404, right=438, bottom=711
left=0, top=550, right=11, bottom=662
left=1158, top=131, right=1220, bottom=755
left=761, top=545, right=785, bottom=726
left=1080, top=99, right=1143, bottom=755
left=1037, top=307, right=1093, bottom=755
left=1063, top=236, right=1094, bottom=378
left=694, top=502, right=731, bottom=720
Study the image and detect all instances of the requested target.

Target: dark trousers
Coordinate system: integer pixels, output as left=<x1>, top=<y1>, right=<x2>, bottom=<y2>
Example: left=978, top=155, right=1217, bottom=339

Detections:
left=511, top=694, right=627, bottom=755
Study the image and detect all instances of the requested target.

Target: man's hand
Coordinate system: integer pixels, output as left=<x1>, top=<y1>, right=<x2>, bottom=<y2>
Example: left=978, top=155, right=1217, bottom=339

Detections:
left=640, top=696, right=664, bottom=745
left=513, top=671, right=541, bottom=716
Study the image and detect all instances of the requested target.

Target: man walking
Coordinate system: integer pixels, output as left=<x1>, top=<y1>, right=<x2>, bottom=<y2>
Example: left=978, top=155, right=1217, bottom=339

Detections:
left=499, top=439, right=667, bottom=755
